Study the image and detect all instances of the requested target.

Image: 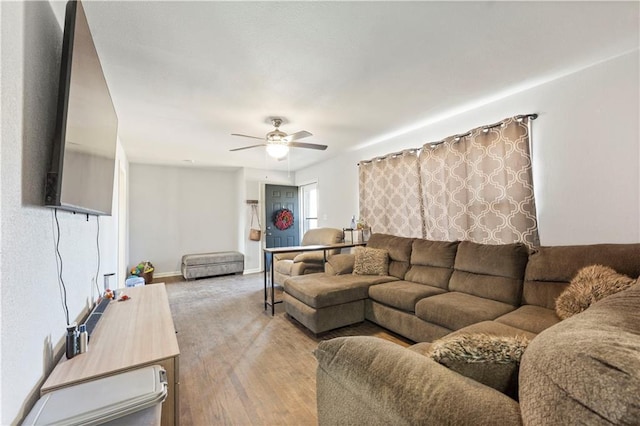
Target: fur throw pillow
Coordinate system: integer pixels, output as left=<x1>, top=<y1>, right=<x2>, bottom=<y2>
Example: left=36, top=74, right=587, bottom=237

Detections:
left=352, top=247, right=389, bottom=276
left=429, top=334, right=530, bottom=364
left=555, top=264, right=637, bottom=320
left=428, top=333, right=530, bottom=398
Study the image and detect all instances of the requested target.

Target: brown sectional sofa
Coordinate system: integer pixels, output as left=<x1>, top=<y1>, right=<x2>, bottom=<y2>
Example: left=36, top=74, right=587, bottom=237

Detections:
left=315, top=283, right=640, bottom=424
left=283, top=233, right=640, bottom=340
left=282, top=233, right=640, bottom=424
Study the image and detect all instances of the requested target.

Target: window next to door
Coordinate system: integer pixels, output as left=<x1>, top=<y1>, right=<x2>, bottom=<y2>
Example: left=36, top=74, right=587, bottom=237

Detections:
left=301, top=182, right=318, bottom=236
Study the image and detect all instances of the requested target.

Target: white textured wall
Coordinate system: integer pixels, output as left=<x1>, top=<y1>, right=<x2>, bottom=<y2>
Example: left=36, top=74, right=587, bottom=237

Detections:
left=129, top=164, right=241, bottom=274
left=128, top=165, right=295, bottom=276
left=1, top=2, right=121, bottom=423
left=296, top=51, right=640, bottom=245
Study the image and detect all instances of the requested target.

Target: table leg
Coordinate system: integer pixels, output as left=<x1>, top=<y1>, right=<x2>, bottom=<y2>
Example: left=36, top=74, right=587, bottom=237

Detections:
left=263, top=250, right=267, bottom=311
left=270, top=253, right=275, bottom=316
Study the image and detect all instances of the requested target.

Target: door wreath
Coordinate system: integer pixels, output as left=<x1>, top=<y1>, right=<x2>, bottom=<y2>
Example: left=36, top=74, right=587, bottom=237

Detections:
left=273, top=208, right=294, bottom=230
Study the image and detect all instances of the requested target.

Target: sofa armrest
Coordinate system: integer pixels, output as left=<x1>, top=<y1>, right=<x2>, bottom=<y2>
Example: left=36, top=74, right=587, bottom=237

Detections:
left=315, top=336, right=522, bottom=426
left=325, top=254, right=355, bottom=276
left=274, top=252, right=299, bottom=262
left=293, top=251, right=325, bottom=263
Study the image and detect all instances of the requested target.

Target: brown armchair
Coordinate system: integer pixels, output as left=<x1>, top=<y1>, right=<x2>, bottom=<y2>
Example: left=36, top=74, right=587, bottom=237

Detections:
left=273, top=228, right=344, bottom=285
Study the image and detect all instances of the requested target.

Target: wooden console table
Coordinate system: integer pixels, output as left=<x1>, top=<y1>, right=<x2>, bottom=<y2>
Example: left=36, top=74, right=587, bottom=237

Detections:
left=263, top=242, right=366, bottom=315
left=41, top=284, right=180, bottom=426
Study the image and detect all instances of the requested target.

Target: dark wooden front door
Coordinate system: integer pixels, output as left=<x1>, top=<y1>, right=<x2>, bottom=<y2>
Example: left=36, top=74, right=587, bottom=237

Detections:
left=265, top=184, right=299, bottom=250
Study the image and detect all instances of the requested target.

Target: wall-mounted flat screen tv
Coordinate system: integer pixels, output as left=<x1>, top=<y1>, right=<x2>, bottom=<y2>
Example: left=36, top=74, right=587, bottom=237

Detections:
left=45, top=0, right=118, bottom=216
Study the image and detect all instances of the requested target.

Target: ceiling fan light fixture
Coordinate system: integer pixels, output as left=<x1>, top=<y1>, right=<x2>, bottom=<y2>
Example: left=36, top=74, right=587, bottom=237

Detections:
left=266, top=143, right=289, bottom=159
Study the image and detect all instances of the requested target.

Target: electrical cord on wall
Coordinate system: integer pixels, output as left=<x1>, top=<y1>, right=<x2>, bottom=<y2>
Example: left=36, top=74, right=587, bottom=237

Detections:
left=94, top=215, right=101, bottom=298
left=53, top=209, right=71, bottom=326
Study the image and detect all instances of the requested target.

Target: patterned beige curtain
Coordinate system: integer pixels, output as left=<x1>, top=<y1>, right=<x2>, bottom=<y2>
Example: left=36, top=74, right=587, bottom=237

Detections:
left=419, top=116, right=539, bottom=246
left=358, top=150, right=423, bottom=238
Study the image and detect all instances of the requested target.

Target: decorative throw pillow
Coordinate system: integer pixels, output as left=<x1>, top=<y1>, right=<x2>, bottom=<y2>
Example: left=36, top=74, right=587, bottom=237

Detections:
left=428, top=333, right=530, bottom=398
left=352, top=247, right=389, bottom=276
left=430, top=333, right=529, bottom=364
left=555, top=264, right=637, bottom=320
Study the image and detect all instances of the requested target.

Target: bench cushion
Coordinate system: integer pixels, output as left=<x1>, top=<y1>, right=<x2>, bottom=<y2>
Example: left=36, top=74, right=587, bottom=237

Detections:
left=182, top=251, right=243, bottom=266
left=181, top=251, right=244, bottom=279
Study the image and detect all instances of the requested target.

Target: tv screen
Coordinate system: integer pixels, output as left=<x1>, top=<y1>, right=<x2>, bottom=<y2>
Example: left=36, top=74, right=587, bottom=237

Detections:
left=45, top=0, right=117, bottom=216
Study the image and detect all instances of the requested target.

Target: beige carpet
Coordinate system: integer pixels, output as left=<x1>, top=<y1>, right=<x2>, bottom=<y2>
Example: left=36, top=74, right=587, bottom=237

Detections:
left=165, top=273, right=410, bottom=425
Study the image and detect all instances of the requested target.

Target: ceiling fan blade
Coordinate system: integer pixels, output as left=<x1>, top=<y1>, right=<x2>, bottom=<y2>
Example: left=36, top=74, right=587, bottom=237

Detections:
left=231, top=133, right=265, bottom=141
left=288, top=142, right=328, bottom=150
left=283, top=130, right=312, bottom=142
left=230, top=144, right=266, bottom=152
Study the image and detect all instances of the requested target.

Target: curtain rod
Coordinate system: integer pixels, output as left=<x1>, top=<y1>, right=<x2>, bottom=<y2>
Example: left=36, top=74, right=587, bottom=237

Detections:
left=358, top=113, right=538, bottom=166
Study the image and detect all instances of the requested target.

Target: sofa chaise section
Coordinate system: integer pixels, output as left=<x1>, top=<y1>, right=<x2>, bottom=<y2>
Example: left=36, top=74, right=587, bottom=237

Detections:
left=283, top=233, right=413, bottom=334
left=284, top=274, right=398, bottom=334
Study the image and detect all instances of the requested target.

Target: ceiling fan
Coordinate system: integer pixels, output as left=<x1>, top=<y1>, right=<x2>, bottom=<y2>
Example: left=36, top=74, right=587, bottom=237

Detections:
left=230, top=118, right=328, bottom=159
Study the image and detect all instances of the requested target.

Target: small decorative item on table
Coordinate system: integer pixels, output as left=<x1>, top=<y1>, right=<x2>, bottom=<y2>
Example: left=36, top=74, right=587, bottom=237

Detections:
left=357, top=218, right=371, bottom=242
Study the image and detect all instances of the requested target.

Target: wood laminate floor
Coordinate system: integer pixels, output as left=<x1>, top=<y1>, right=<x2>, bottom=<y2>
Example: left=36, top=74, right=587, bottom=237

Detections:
left=165, top=273, right=411, bottom=425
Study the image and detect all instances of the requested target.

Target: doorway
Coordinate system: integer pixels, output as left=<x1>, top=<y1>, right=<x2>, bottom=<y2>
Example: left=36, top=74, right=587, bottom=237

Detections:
left=265, top=184, right=300, bottom=249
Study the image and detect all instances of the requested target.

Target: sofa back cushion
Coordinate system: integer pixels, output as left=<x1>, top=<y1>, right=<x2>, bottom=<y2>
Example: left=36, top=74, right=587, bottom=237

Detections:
left=449, top=241, right=529, bottom=305
left=366, top=233, right=414, bottom=279
left=523, top=243, right=640, bottom=310
left=404, top=239, right=459, bottom=289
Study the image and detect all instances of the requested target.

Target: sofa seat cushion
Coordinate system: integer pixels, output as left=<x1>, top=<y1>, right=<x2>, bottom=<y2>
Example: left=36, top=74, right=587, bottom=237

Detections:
left=284, top=274, right=398, bottom=309
left=415, top=292, right=515, bottom=331
left=451, top=320, right=537, bottom=341
left=407, top=342, right=433, bottom=356
left=369, top=281, right=446, bottom=312
left=495, top=305, right=560, bottom=334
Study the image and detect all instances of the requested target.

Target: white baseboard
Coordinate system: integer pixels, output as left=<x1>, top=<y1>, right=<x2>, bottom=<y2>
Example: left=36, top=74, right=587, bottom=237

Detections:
left=155, top=271, right=181, bottom=278
left=155, top=270, right=262, bottom=277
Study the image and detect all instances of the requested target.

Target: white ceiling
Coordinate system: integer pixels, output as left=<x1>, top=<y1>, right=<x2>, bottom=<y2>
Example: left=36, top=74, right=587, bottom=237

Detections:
left=80, top=1, right=639, bottom=171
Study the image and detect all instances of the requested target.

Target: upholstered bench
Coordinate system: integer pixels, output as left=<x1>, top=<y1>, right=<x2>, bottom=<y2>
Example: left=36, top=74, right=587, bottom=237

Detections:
left=181, top=251, right=244, bottom=280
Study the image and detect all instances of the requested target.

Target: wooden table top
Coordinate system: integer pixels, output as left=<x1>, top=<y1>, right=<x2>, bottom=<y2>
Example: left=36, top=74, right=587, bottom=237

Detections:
left=42, top=283, right=180, bottom=393
left=263, top=242, right=366, bottom=254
